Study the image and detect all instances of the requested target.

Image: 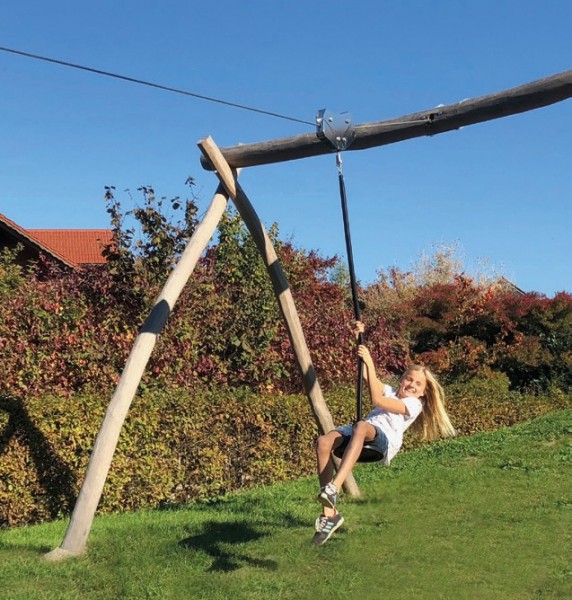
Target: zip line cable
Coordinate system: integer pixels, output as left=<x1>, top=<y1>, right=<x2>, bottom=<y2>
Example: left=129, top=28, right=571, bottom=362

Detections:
left=0, top=45, right=315, bottom=127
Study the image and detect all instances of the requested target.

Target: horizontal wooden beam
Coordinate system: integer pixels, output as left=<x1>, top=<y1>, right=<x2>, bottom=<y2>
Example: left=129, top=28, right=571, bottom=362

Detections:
left=200, top=69, right=572, bottom=170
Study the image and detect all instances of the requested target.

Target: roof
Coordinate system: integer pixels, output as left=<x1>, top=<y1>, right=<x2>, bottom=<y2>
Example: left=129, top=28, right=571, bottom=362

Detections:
left=493, top=276, right=526, bottom=295
left=0, top=212, right=113, bottom=269
left=28, top=229, right=113, bottom=266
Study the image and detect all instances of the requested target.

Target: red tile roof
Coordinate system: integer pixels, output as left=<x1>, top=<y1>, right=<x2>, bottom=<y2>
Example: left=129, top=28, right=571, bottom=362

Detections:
left=0, top=212, right=113, bottom=268
left=28, top=229, right=113, bottom=266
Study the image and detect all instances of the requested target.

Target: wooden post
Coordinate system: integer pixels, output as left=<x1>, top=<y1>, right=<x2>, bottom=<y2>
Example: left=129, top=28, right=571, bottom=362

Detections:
left=199, top=69, right=572, bottom=170
left=45, top=183, right=232, bottom=561
left=198, top=136, right=361, bottom=498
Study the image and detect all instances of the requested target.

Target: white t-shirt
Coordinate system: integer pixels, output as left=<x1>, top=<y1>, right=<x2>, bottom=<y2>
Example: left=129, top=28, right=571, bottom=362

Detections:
left=365, top=384, right=423, bottom=465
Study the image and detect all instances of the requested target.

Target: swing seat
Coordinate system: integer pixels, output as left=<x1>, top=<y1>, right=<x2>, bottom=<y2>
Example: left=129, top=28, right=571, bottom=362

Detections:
left=332, top=435, right=385, bottom=464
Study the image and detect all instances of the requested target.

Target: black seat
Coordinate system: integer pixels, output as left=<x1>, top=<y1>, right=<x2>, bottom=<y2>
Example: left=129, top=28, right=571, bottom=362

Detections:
left=332, top=435, right=385, bottom=463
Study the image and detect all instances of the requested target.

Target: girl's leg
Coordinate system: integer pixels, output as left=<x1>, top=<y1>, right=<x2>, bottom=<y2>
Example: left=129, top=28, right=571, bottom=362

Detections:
left=316, top=430, right=345, bottom=517
left=316, top=430, right=344, bottom=488
left=332, top=421, right=377, bottom=491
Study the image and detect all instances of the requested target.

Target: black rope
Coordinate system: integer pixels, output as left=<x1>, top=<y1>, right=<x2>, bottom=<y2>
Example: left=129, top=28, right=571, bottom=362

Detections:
left=336, top=151, right=365, bottom=421
left=0, top=45, right=314, bottom=126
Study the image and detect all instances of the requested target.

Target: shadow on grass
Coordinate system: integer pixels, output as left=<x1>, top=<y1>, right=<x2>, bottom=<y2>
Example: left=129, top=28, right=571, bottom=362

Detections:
left=0, top=396, right=77, bottom=526
left=0, top=538, right=53, bottom=555
left=179, top=519, right=278, bottom=572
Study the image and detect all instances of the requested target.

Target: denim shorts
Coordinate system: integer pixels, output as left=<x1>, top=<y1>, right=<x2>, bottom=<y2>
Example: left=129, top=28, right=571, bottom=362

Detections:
left=335, top=423, right=389, bottom=456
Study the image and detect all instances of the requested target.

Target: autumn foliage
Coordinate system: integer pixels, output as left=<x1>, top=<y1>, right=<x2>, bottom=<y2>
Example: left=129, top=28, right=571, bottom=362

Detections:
left=364, top=272, right=571, bottom=392
left=0, top=188, right=570, bottom=398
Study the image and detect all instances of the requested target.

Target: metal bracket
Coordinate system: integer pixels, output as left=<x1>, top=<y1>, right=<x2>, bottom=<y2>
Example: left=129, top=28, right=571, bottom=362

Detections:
left=316, top=109, right=356, bottom=151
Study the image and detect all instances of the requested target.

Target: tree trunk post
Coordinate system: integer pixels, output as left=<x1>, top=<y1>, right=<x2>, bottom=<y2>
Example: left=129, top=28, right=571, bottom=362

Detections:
left=45, top=183, right=232, bottom=561
left=197, top=135, right=361, bottom=498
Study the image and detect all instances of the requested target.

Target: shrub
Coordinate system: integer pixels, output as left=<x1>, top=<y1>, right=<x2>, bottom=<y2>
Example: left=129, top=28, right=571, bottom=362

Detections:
left=491, top=291, right=572, bottom=392
left=1, top=192, right=400, bottom=397
left=0, top=387, right=355, bottom=528
left=0, top=267, right=137, bottom=398
left=2, top=380, right=569, bottom=528
left=366, top=265, right=571, bottom=392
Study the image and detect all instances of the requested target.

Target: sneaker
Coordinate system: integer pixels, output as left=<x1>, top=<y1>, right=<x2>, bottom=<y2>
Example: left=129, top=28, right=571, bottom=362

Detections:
left=311, top=512, right=344, bottom=545
left=318, top=482, right=339, bottom=509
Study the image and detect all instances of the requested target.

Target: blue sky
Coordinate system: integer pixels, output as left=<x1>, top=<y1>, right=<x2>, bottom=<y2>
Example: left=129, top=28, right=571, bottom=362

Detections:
left=1, top=1, right=570, bottom=296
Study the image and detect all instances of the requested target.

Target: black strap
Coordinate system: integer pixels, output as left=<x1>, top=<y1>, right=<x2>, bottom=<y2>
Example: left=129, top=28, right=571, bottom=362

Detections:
left=336, top=151, right=364, bottom=422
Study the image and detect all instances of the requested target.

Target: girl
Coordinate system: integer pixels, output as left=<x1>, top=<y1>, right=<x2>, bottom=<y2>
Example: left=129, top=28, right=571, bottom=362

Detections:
left=312, top=322, right=456, bottom=545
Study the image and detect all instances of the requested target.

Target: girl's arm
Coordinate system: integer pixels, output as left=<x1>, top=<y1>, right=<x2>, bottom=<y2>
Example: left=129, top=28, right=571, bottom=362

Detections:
left=358, top=345, right=409, bottom=415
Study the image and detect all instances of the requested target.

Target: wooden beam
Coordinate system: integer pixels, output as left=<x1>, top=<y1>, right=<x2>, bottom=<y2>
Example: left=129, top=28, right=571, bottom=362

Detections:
left=200, top=69, right=572, bottom=170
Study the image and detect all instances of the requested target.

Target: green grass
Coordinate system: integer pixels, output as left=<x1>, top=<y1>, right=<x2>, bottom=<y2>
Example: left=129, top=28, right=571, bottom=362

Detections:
left=1, top=410, right=570, bottom=600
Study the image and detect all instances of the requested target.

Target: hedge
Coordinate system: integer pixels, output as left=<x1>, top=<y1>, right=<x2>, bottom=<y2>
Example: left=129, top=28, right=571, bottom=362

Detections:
left=1, top=380, right=570, bottom=528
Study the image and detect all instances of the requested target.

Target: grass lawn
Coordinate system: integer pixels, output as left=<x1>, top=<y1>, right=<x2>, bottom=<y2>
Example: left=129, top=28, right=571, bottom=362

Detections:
left=1, top=410, right=570, bottom=600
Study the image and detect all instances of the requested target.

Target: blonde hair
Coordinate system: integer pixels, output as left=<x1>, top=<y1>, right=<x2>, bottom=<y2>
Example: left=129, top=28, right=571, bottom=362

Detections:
left=404, top=365, right=456, bottom=441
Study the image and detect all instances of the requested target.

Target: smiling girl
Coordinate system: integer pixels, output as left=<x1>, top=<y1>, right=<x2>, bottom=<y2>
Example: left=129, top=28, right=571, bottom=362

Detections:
left=312, top=321, right=456, bottom=545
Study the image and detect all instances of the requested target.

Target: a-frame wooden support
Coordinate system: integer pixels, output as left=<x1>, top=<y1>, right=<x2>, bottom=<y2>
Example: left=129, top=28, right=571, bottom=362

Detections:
left=46, top=68, right=572, bottom=560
